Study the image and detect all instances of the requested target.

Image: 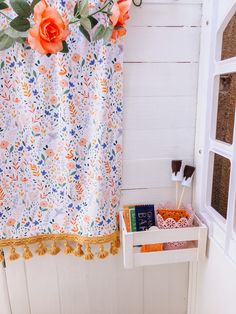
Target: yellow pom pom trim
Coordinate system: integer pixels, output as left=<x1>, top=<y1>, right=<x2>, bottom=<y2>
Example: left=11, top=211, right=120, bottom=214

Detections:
left=23, top=245, right=33, bottom=260
left=97, top=244, right=109, bottom=259
left=35, top=242, right=47, bottom=256
left=49, top=241, right=60, bottom=255
left=9, top=246, right=20, bottom=261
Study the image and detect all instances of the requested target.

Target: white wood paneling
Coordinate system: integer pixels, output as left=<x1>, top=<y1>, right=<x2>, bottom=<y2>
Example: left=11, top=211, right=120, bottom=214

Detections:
left=123, top=96, right=196, bottom=130
left=121, top=187, right=192, bottom=205
left=25, top=252, right=61, bottom=314
left=0, top=263, right=11, bottom=314
left=4, top=247, right=31, bottom=314
left=56, top=254, right=143, bottom=314
left=124, top=63, right=198, bottom=97
left=196, top=239, right=236, bottom=314
left=122, top=159, right=193, bottom=189
left=123, top=128, right=195, bottom=160
left=125, top=27, right=200, bottom=62
left=143, top=263, right=189, bottom=314
left=129, top=4, right=202, bottom=27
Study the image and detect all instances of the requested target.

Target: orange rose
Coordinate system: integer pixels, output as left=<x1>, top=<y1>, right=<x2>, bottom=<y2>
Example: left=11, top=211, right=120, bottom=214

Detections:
left=28, top=0, right=70, bottom=55
left=110, top=0, right=131, bottom=40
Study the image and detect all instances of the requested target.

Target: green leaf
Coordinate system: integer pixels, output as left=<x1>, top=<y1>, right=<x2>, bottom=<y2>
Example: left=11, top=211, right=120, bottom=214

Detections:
left=79, top=0, right=89, bottom=17
left=74, top=3, right=79, bottom=17
left=10, top=0, right=31, bottom=18
left=0, top=2, right=8, bottom=10
left=10, top=16, right=30, bottom=32
left=30, top=0, right=40, bottom=13
left=61, top=40, right=69, bottom=53
left=80, top=17, right=91, bottom=31
left=93, top=24, right=105, bottom=41
left=79, top=24, right=91, bottom=42
left=4, top=26, right=28, bottom=39
left=88, top=16, right=98, bottom=29
left=0, top=61, right=4, bottom=69
left=0, top=33, right=15, bottom=51
left=15, top=37, right=26, bottom=43
left=103, top=26, right=113, bottom=42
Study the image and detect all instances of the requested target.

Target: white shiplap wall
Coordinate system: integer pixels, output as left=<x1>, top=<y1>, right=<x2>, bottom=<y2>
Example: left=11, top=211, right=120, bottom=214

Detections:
left=0, top=2, right=202, bottom=314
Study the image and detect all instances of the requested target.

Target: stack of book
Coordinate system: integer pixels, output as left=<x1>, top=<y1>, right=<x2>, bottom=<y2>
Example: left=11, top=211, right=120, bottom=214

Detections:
left=123, top=204, right=156, bottom=232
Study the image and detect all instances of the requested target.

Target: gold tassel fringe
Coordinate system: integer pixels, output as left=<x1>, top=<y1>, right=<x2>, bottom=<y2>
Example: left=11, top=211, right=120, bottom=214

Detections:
left=35, top=241, right=47, bottom=256
left=115, top=236, right=120, bottom=249
left=0, top=231, right=119, bottom=261
left=0, top=250, right=4, bottom=262
left=50, top=241, right=61, bottom=255
left=23, top=245, right=33, bottom=260
left=97, top=244, right=109, bottom=259
left=64, top=241, right=73, bottom=255
left=9, top=246, right=20, bottom=261
left=110, top=241, right=119, bottom=255
left=73, top=243, right=84, bottom=257
left=84, top=244, right=94, bottom=260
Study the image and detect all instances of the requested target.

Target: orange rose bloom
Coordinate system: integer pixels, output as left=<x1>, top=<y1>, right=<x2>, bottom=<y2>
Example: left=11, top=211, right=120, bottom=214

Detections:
left=28, top=0, right=70, bottom=55
left=110, top=0, right=132, bottom=40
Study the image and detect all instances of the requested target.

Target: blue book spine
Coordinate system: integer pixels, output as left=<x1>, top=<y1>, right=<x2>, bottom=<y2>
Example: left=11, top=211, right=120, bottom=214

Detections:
left=135, top=205, right=155, bottom=231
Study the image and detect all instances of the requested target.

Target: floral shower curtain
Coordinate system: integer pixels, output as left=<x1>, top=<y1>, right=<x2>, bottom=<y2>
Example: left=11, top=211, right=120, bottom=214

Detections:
left=0, top=0, right=123, bottom=260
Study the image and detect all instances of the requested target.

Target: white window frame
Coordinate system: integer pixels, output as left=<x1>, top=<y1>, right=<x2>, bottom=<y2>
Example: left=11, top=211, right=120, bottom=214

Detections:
left=194, top=0, right=236, bottom=262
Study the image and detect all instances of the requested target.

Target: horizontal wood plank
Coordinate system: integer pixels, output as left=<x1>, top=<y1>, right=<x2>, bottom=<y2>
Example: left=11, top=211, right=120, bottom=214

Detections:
left=124, top=63, right=199, bottom=97
left=132, top=227, right=199, bottom=244
left=123, top=128, right=195, bottom=160
left=129, top=3, right=202, bottom=27
left=123, top=96, right=196, bottom=130
left=121, top=187, right=192, bottom=205
left=134, top=248, right=198, bottom=266
left=125, top=27, right=200, bottom=62
left=122, top=158, right=194, bottom=189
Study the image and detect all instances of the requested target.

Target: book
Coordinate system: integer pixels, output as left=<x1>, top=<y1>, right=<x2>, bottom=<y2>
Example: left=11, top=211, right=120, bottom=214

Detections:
left=123, top=206, right=131, bottom=232
left=135, top=205, right=155, bottom=231
left=129, top=206, right=137, bottom=232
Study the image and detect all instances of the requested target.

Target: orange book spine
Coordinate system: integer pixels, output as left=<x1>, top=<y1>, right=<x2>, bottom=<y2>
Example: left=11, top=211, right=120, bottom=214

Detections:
left=123, top=207, right=131, bottom=232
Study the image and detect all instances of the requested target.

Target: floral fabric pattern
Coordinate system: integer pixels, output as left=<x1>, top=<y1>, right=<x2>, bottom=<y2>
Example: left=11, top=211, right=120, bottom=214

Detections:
left=0, top=0, right=123, bottom=242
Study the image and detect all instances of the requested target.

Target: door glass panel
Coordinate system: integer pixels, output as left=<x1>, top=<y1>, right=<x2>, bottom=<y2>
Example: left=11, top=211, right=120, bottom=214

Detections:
left=216, top=74, right=236, bottom=144
left=211, top=153, right=231, bottom=219
left=221, top=12, right=236, bottom=60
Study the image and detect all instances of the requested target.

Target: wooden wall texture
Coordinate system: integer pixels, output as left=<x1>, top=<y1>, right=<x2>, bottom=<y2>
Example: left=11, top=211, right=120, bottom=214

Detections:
left=0, top=1, right=202, bottom=313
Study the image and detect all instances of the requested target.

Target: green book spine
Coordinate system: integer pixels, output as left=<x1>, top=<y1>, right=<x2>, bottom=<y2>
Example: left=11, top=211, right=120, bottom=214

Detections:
left=129, top=207, right=137, bottom=232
